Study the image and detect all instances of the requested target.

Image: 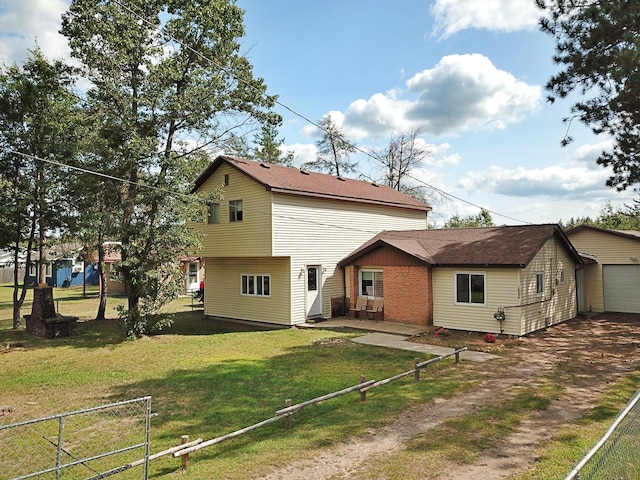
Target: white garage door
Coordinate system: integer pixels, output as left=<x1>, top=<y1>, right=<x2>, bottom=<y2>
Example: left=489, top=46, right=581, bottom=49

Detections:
left=603, top=265, right=640, bottom=313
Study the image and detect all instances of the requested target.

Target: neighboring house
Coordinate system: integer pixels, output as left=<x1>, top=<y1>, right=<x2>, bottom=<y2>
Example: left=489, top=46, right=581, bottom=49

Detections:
left=189, top=155, right=431, bottom=326
left=0, top=250, right=27, bottom=284
left=181, top=257, right=204, bottom=295
left=566, top=225, right=640, bottom=314
left=103, top=242, right=127, bottom=294
left=29, top=243, right=99, bottom=288
left=339, top=224, right=582, bottom=336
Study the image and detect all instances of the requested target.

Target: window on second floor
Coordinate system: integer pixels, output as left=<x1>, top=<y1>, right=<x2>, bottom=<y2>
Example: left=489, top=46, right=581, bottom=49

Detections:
left=207, top=203, right=220, bottom=224
left=229, top=200, right=243, bottom=222
left=536, top=272, right=544, bottom=296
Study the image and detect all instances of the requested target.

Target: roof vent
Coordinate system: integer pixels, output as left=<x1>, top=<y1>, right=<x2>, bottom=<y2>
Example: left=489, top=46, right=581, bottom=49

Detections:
left=336, top=176, right=346, bottom=181
left=371, top=183, right=379, bottom=187
left=259, top=163, right=270, bottom=169
left=300, top=170, right=310, bottom=175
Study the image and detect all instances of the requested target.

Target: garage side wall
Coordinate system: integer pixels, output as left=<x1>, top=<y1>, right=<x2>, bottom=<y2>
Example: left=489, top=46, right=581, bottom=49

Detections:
left=568, top=229, right=640, bottom=313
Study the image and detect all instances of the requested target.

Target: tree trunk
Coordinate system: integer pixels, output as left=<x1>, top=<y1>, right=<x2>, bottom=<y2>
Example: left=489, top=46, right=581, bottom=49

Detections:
left=95, top=243, right=108, bottom=321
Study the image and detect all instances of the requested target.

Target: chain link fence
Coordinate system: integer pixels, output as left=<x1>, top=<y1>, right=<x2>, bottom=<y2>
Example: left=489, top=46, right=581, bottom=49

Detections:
left=0, top=397, right=151, bottom=480
left=566, top=389, right=640, bottom=480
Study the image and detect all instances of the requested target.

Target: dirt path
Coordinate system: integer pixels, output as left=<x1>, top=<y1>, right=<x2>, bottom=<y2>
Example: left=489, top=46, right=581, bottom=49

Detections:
left=258, top=314, right=640, bottom=480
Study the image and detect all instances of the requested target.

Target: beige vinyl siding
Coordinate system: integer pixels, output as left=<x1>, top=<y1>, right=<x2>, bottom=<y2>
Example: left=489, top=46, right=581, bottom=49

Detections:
left=203, top=257, right=291, bottom=325
left=519, top=238, right=577, bottom=335
left=568, top=230, right=640, bottom=312
left=191, top=163, right=273, bottom=257
left=273, top=195, right=428, bottom=321
left=432, top=268, right=520, bottom=335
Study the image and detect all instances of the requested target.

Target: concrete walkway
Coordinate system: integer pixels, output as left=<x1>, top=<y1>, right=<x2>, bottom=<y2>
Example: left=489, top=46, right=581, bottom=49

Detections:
left=299, top=318, right=499, bottom=363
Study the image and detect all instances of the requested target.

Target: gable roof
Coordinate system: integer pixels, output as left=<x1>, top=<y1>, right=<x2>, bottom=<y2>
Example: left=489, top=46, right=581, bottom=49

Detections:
left=338, top=224, right=582, bottom=268
left=192, top=155, right=432, bottom=213
left=566, top=224, right=640, bottom=242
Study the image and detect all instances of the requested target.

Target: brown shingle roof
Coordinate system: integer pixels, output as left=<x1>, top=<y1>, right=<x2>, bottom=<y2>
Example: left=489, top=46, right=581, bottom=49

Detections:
left=339, top=224, right=582, bottom=268
left=192, top=155, right=432, bottom=212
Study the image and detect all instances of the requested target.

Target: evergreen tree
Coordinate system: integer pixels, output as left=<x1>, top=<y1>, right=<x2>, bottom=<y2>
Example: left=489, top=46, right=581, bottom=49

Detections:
left=538, top=0, right=640, bottom=189
left=0, top=49, right=82, bottom=328
left=303, top=115, right=356, bottom=177
left=252, top=123, right=294, bottom=166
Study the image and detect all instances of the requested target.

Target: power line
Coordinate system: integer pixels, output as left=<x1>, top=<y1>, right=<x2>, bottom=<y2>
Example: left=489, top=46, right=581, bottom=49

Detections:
left=109, top=0, right=532, bottom=225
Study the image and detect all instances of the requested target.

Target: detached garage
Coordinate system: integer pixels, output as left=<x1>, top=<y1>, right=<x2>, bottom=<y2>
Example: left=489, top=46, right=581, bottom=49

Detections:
left=603, top=265, right=640, bottom=313
left=567, top=225, right=640, bottom=314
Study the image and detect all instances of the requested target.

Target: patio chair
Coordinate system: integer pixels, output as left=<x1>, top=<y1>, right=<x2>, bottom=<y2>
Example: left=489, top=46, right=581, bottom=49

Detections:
left=366, top=297, right=384, bottom=322
left=348, top=296, right=368, bottom=319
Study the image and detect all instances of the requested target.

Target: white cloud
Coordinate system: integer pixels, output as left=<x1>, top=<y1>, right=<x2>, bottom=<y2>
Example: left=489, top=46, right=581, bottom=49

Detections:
left=569, top=139, right=614, bottom=164
left=286, top=143, right=317, bottom=167
left=0, top=0, right=70, bottom=65
left=458, top=164, right=611, bottom=198
left=341, top=54, right=541, bottom=139
left=430, top=0, right=540, bottom=39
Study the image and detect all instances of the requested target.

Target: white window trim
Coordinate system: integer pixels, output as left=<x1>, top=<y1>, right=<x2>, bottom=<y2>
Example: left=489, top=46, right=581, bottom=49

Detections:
left=359, top=269, right=383, bottom=298
left=559, top=269, right=566, bottom=285
left=454, top=271, right=486, bottom=306
left=536, top=271, right=545, bottom=296
left=240, top=273, right=271, bottom=297
left=229, top=200, right=243, bottom=222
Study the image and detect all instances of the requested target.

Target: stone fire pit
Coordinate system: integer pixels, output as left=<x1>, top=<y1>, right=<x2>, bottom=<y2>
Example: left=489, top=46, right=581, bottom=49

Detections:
left=25, top=286, right=79, bottom=339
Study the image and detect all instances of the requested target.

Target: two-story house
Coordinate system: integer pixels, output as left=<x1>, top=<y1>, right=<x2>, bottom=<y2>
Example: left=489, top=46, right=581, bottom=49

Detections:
left=190, top=155, right=431, bottom=326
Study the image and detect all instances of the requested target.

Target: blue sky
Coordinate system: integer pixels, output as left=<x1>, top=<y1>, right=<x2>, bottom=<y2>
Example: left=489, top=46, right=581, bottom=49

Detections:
left=0, top=0, right=636, bottom=226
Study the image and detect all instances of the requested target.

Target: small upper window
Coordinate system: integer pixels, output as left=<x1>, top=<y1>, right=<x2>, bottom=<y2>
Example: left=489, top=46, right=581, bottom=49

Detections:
left=536, top=272, right=544, bottom=296
left=560, top=269, right=566, bottom=285
left=229, top=200, right=243, bottom=222
left=224, top=174, right=230, bottom=186
left=208, top=203, right=220, bottom=224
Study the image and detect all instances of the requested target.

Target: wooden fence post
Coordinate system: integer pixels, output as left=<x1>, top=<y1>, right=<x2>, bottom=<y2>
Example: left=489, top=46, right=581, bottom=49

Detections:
left=359, top=374, right=367, bottom=402
left=284, top=399, right=292, bottom=429
left=414, top=358, right=420, bottom=382
left=455, top=347, right=460, bottom=365
left=181, top=435, right=189, bottom=471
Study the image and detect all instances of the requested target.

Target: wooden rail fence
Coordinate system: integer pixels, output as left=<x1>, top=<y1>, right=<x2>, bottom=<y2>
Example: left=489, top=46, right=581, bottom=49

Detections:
left=105, top=347, right=467, bottom=475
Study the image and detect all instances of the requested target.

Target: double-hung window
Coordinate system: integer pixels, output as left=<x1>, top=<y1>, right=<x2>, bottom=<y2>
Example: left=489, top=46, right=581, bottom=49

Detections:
left=360, top=270, right=383, bottom=297
left=207, top=203, right=220, bottom=224
left=229, top=200, right=243, bottom=222
left=455, top=272, right=485, bottom=305
left=241, top=274, right=270, bottom=297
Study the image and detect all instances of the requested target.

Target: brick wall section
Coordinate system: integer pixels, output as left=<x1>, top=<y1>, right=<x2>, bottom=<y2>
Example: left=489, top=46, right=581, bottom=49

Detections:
left=346, top=264, right=432, bottom=326
left=384, top=265, right=432, bottom=325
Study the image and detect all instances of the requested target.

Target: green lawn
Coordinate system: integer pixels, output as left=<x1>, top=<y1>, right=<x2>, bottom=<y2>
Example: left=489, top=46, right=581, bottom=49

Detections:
left=0, top=285, right=471, bottom=479
left=1, top=285, right=637, bottom=479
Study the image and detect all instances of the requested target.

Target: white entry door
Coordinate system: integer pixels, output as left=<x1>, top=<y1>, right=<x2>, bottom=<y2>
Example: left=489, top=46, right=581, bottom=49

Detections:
left=306, top=265, right=322, bottom=318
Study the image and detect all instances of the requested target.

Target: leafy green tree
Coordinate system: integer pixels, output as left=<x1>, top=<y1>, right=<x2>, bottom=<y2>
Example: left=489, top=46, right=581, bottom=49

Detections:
left=303, top=115, right=357, bottom=177
left=370, top=128, right=433, bottom=202
left=538, top=0, right=640, bottom=190
left=444, top=209, right=495, bottom=228
left=0, top=49, right=82, bottom=328
left=561, top=200, right=640, bottom=230
left=252, top=123, right=295, bottom=166
left=61, top=0, right=279, bottom=336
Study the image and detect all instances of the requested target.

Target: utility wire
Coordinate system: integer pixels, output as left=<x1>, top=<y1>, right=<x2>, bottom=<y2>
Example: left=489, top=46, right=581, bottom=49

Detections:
left=109, top=0, right=533, bottom=225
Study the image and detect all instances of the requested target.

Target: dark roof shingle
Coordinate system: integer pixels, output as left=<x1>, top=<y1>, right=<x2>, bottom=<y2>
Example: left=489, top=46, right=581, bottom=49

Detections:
left=192, top=155, right=431, bottom=212
left=339, top=224, right=582, bottom=268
